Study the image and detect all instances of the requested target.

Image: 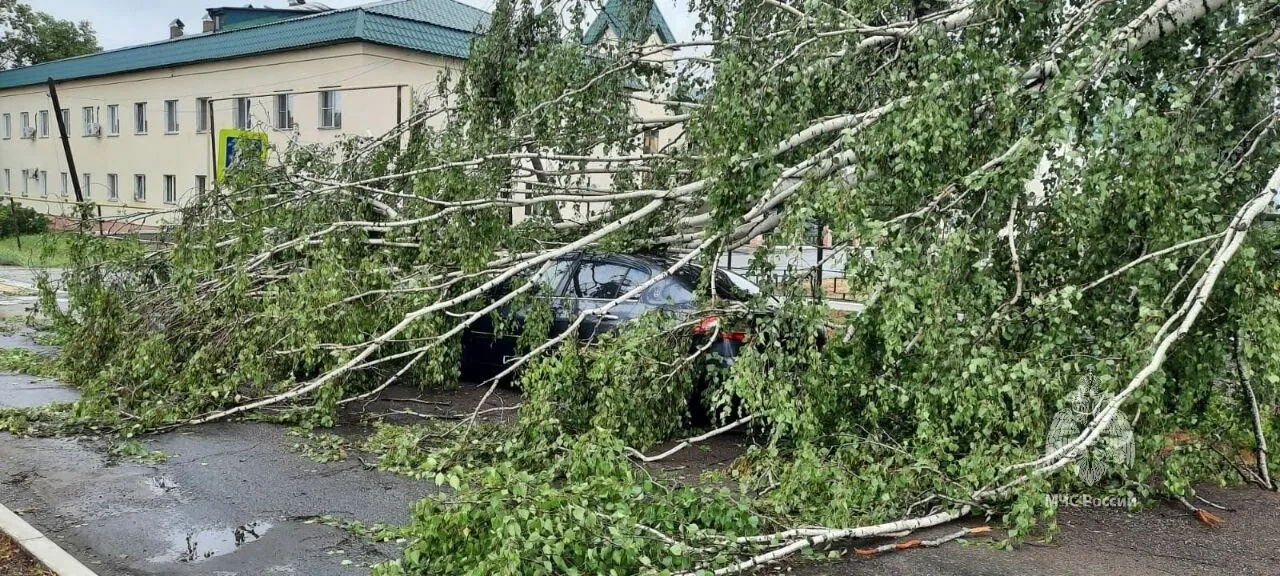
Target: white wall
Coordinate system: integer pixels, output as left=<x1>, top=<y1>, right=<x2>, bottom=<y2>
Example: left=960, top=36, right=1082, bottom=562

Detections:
left=0, top=42, right=461, bottom=227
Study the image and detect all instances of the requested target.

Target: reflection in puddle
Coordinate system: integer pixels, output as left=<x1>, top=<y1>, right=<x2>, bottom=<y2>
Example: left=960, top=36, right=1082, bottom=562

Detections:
left=149, top=521, right=273, bottom=563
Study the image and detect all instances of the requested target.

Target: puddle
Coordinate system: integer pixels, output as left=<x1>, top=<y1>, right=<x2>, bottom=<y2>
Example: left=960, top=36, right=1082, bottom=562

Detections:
left=149, top=521, right=273, bottom=563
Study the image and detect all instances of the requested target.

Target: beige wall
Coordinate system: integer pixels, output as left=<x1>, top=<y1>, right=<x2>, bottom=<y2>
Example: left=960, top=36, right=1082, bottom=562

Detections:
left=0, top=42, right=461, bottom=226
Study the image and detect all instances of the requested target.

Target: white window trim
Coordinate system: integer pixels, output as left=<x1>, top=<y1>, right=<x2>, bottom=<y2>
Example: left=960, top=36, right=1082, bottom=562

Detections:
left=134, top=174, right=146, bottom=202
left=107, top=105, right=120, bottom=136
left=1, top=113, right=9, bottom=139
left=274, top=93, right=295, bottom=131
left=164, top=100, right=179, bottom=134
left=134, top=102, right=148, bottom=134
left=163, top=175, right=177, bottom=204
left=196, top=98, right=210, bottom=133
left=38, top=110, right=49, bottom=138
left=82, top=106, right=97, bottom=137
left=107, top=174, right=118, bottom=201
left=39, top=170, right=47, bottom=197
left=319, top=90, right=342, bottom=130
left=81, top=173, right=91, bottom=199
left=234, top=97, right=251, bottom=130
left=60, top=172, right=68, bottom=198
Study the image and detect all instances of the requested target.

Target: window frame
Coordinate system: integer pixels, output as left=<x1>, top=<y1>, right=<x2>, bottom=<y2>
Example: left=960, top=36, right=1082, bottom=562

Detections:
left=60, top=172, right=68, bottom=198
left=81, top=173, right=91, bottom=199
left=164, top=100, right=179, bottom=134
left=319, top=90, right=342, bottom=129
left=39, top=170, right=47, bottom=197
left=38, top=110, right=48, bottom=138
left=196, top=97, right=210, bottom=133
left=107, top=104, right=120, bottom=135
left=82, top=106, right=98, bottom=136
left=134, top=174, right=146, bottom=202
left=133, top=102, right=148, bottom=134
left=274, top=93, right=295, bottom=130
left=234, top=97, right=251, bottom=129
left=19, top=112, right=29, bottom=137
left=1, top=113, right=9, bottom=139
left=163, top=174, right=177, bottom=204
left=107, top=173, right=118, bottom=201
left=20, top=169, right=29, bottom=197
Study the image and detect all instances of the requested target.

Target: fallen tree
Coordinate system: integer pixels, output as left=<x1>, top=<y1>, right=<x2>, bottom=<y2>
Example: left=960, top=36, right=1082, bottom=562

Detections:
left=19, top=0, right=1280, bottom=573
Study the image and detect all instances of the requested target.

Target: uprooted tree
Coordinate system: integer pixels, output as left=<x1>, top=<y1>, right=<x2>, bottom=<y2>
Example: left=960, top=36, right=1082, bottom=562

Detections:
left=16, top=0, right=1280, bottom=573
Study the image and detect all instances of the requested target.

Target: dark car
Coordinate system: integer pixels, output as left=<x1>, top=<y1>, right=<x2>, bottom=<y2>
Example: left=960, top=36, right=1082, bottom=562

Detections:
left=459, top=252, right=762, bottom=381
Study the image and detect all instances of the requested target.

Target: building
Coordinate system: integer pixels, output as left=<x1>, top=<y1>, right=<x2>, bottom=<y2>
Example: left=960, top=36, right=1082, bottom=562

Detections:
left=0, top=0, right=678, bottom=230
left=0, top=0, right=488, bottom=228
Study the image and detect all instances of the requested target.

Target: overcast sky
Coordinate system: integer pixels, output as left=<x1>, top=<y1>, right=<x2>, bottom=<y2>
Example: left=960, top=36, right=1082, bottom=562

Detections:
left=24, top=0, right=696, bottom=51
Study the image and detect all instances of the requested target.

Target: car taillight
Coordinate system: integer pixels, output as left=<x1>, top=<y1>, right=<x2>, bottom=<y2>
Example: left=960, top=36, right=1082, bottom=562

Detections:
left=692, top=315, right=749, bottom=342
left=692, top=315, right=719, bottom=335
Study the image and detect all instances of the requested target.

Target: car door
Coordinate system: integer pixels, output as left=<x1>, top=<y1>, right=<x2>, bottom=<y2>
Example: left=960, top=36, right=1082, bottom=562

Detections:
left=570, top=258, right=652, bottom=342
left=461, top=256, right=577, bottom=374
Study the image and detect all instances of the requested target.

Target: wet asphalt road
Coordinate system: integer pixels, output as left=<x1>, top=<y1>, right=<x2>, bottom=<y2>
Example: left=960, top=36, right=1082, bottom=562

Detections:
left=1, top=423, right=431, bottom=576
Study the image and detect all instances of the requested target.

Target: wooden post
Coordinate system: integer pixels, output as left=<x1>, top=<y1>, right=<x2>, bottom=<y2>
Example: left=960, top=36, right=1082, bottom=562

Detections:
left=97, top=205, right=104, bottom=236
left=46, top=78, right=84, bottom=204
left=9, top=198, right=22, bottom=249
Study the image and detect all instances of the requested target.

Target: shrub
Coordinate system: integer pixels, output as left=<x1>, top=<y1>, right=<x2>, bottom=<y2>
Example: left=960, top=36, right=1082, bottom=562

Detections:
left=0, top=204, right=49, bottom=238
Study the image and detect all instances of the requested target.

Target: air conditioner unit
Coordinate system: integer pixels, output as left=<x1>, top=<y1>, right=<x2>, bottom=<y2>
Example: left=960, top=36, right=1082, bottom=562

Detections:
left=87, top=122, right=102, bottom=137
left=21, top=127, right=36, bottom=139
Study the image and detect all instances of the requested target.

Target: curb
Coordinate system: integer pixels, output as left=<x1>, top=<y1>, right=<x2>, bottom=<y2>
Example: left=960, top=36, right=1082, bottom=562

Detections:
left=0, top=502, right=98, bottom=576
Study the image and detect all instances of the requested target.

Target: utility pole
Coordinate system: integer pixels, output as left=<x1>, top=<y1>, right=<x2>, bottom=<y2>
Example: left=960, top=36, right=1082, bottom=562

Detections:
left=46, top=78, right=84, bottom=204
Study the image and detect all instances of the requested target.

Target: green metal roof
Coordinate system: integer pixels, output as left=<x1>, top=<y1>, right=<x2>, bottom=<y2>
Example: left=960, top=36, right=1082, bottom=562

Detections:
left=0, top=0, right=490, bottom=90
left=583, top=0, right=675, bottom=45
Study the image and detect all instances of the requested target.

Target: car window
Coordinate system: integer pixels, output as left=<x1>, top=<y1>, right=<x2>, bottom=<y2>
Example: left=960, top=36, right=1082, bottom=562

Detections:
left=671, top=267, right=760, bottom=302
left=643, top=278, right=695, bottom=307
left=575, top=261, right=648, bottom=300
left=534, top=258, right=576, bottom=295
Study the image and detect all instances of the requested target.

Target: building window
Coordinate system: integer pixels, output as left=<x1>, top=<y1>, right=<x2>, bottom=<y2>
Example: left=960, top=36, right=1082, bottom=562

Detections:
left=2, top=169, right=9, bottom=193
left=107, top=105, right=120, bottom=135
left=642, top=128, right=659, bottom=154
left=81, top=173, right=90, bottom=199
left=1, top=113, right=9, bottom=139
left=82, top=106, right=98, bottom=136
left=20, top=112, right=29, bottom=137
left=196, top=98, right=210, bottom=132
left=195, top=175, right=207, bottom=198
left=39, top=170, right=47, bottom=197
left=274, top=94, right=295, bottom=130
left=38, top=110, right=48, bottom=137
left=60, top=173, right=68, bottom=198
left=60, top=109, right=69, bottom=130
left=20, top=169, right=28, bottom=197
left=234, top=97, right=251, bottom=129
left=319, top=90, right=342, bottom=129
left=107, top=174, right=118, bottom=201
left=164, top=100, right=179, bottom=133
left=134, top=102, right=148, bottom=134
left=134, top=174, right=146, bottom=201
left=163, top=175, right=177, bottom=204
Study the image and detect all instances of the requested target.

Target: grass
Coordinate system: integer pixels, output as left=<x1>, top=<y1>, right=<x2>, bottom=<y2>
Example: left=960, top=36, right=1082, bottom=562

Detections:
left=0, top=532, right=56, bottom=576
left=0, top=234, right=73, bottom=268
